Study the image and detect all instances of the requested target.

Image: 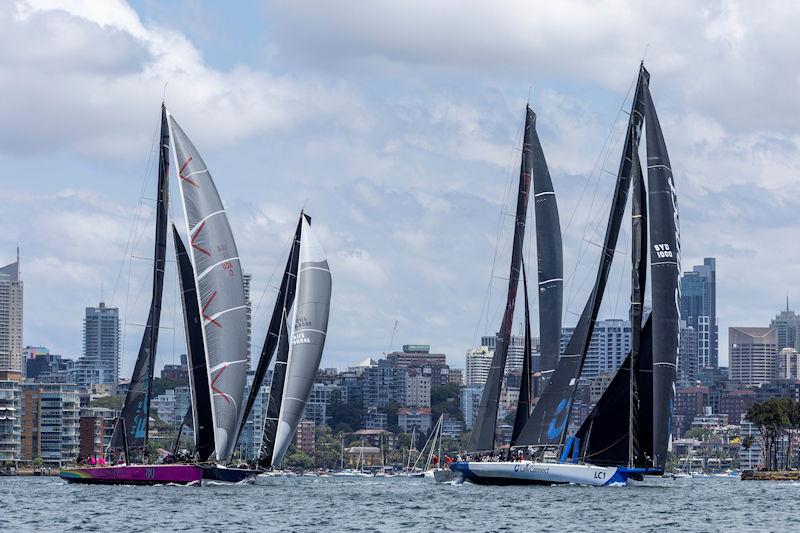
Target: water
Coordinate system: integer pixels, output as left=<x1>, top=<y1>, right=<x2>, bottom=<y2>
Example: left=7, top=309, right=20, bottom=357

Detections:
left=1, top=475, right=798, bottom=532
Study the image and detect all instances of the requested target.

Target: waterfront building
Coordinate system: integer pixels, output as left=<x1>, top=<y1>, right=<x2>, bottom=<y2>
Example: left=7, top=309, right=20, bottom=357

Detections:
left=679, top=258, right=718, bottom=368
left=291, top=419, right=315, bottom=457
left=404, top=371, right=431, bottom=408
left=460, top=385, right=483, bottom=430
left=397, top=407, right=432, bottom=433
left=386, top=345, right=450, bottom=388
left=770, top=302, right=800, bottom=351
left=678, top=321, right=699, bottom=384
left=75, top=302, right=120, bottom=386
left=0, top=255, right=23, bottom=374
left=728, top=327, right=778, bottom=387
left=78, top=406, right=118, bottom=458
left=0, top=378, right=21, bottom=463
left=465, top=346, right=493, bottom=387
left=560, top=319, right=631, bottom=379
left=20, top=383, right=80, bottom=466
left=739, top=420, right=762, bottom=470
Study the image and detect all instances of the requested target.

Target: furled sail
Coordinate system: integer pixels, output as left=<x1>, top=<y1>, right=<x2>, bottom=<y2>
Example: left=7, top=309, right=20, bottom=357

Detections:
left=529, top=106, right=563, bottom=375
left=271, top=215, right=332, bottom=467
left=468, top=106, right=533, bottom=452
left=510, top=260, right=533, bottom=446
left=515, top=66, right=649, bottom=448
left=644, top=77, right=681, bottom=469
left=110, top=104, right=170, bottom=454
left=170, top=114, right=248, bottom=462
left=236, top=216, right=303, bottom=446
left=173, top=225, right=215, bottom=461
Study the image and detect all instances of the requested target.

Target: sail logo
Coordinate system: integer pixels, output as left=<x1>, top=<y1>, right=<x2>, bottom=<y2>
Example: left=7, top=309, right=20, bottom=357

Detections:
left=295, top=316, right=311, bottom=329
left=652, top=243, right=673, bottom=259
left=546, top=398, right=572, bottom=440
left=291, top=332, right=311, bottom=346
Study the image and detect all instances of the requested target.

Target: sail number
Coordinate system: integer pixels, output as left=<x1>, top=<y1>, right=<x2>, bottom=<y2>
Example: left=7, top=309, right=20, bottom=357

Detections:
left=653, top=243, right=673, bottom=258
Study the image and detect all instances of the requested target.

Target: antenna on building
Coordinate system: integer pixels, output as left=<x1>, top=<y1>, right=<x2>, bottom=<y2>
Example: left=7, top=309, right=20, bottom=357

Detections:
left=16, top=244, right=20, bottom=279
left=101, top=281, right=105, bottom=305
left=787, top=291, right=790, bottom=312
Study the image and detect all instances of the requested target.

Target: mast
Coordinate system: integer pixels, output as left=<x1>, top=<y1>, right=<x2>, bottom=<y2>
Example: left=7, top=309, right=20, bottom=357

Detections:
left=110, top=104, right=170, bottom=457
left=235, top=215, right=302, bottom=445
left=515, top=65, right=649, bottom=449
left=468, top=106, right=533, bottom=452
left=170, top=113, right=249, bottom=462
left=510, top=260, right=533, bottom=446
left=644, top=73, right=681, bottom=469
left=173, top=225, right=215, bottom=461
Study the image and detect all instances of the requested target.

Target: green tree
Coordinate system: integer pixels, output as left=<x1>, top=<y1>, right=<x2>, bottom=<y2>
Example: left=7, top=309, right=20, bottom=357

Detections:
left=286, top=452, right=315, bottom=470
left=747, top=399, right=793, bottom=470
left=327, top=390, right=363, bottom=431
left=89, top=395, right=124, bottom=410
left=431, top=383, right=463, bottom=423
left=684, top=427, right=713, bottom=441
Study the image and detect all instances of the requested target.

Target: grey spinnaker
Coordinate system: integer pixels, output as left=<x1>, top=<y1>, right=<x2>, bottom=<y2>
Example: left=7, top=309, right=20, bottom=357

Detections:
left=515, top=66, right=649, bottom=448
left=468, top=106, right=533, bottom=453
left=170, top=114, right=248, bottom=463
left=110, top=104, right=169, bottom=454
left=529, top=106, right=563, bottom=375
left=271, top=215, right=332, bottom=467
left=644, top=78, right=681, bottom=469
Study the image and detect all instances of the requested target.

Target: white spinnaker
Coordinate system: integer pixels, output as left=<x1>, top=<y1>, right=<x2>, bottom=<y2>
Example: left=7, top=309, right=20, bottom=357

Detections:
left=169, top=113, right=248, bottom=462
left=271, top=216, right=332, bottom=467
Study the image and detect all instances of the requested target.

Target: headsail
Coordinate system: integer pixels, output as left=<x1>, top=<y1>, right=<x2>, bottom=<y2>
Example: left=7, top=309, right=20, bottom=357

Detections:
left=515, top=66, right=649, bottom=448
left=170, top=114, right=248, bottom=462
left=236, top=216, right=303, bottom=446
left=173, top=225, right=215, bottom=461
left=510, top=260, right=533, bottom=446
left=644, top=76, right=681, bottom=468
left=110, top=104, right=170, bottom=454
left=271, top=215, right=332, bottom=467
left=468, top=106, right=533, bottom=452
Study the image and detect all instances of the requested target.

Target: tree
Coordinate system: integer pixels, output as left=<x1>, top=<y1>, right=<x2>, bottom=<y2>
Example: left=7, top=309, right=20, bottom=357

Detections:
left=89, top=395, right=124, bottom=410
left=327, top=390, right=363, bottom=431
left=746, top=399, right=793, bottom=470
left=286, top=452, right=315, bottom=471
left=684, top=427, right=713, bottom=441
left=431, top=383, right=463, bottom=423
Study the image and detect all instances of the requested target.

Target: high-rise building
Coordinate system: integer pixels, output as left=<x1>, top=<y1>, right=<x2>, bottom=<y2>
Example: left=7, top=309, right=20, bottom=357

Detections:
left=680, top=258, right=718, bottom=368
left=385, top=345, right=450, bottom=388
left=482, top=334, right=524, bottom=373
left=78, top=302, right=120, bottom=386
left=465, top=346, right=493, bottom=386
left=79, top=406, right=118, bottom=459
left=243, top=273, right=252, bottom=370
left=560, top=319, right=631, bottom=378
left=770, top=302, right=800, bottom=351
left=678, top=321, right=699, bottom=383
left=404, top=371, right=431, bottom=408
left=363, top=360, right=406, bottom=410
left=0, top=379, right=21, bottom=463
left=460, top=385, right=483, bottom=430
left=0, top=253, right=23, bottom=374
left=729, top=327, right=778, bottom=387
left=236, top=369, right=271, bottom=461
left=20, top=383, right=80, bottom=466
left=778, top=348, right=800, bottom=380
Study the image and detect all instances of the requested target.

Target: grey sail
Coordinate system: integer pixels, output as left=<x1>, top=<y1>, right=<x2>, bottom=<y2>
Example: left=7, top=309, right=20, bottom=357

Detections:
left=170, top=114, right=248, bottom=462
left=110, top=104, right=169, bottom=454
left=644, top=77, right=681, bottom=468
left=271, top=215, right=332, bottom=467
left=468, top=106, right=533, bottom=452
left=515, top=66, right=649, bottom=448
left=529, top=106, right=563, bottom=374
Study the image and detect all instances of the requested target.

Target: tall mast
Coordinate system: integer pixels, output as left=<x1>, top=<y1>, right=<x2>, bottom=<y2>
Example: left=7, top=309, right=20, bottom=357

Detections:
left=510, top=260, right=533, bottom=446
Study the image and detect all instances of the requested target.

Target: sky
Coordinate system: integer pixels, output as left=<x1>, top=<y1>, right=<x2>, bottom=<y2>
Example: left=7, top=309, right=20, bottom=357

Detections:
left=2, top=0, right=800, bottom=374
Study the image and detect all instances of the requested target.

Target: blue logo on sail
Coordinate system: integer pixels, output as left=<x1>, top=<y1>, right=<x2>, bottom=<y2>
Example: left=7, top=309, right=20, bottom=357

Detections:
left=547, top=398, right=571, bottom=440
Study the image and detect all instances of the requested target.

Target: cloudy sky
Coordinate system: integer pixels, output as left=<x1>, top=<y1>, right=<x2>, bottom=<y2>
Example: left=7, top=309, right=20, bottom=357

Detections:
left=2, top=0, right=799, bottom=374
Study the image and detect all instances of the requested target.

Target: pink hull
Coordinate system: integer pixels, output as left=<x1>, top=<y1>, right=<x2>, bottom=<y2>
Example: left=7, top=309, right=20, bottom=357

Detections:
left=60, top=464, right=203, bottom=485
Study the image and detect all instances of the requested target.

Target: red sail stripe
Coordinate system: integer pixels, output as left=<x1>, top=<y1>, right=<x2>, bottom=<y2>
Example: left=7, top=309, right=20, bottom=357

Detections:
left=191, top=220, right=212, bottom=257
left=202, top=290, right=223, bottom=328
left=179, top=156, right=198, bottom=187
left=210, top=364, right=231, bottom=404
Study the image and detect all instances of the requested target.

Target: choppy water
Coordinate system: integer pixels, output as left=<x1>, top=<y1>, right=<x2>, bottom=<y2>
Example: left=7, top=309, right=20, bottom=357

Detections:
left=1, top=474, right=798, bottom=532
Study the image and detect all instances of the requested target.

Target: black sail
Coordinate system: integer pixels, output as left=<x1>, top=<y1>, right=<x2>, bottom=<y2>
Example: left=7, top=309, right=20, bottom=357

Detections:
left=468, top=107, right=533, bottom=452
left=644, top=79, right=681, bottom=468
left=515, top=66, right=649, bottom=448
left=235, top=215, right=303, bottom=446
left=575, top=317, right=652, bottom=466
left=110, top=105, right=170, bottom=454
left=529, top=106, right=563, bottom=374
left=511, top=260, right=533, bottom=446
left=173, top=225, right=214, bottom=461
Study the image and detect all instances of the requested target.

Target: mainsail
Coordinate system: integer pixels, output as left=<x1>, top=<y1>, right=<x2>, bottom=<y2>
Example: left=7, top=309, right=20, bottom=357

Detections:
left=170, top=114, right=248, bottom=462
left=644, top=78, right=681, bottom=468
left=515, top=66, right=649, bottom=448
left=236, top=215, right=302, bottom=447
left=468, top=106, right=533, bottom=452
left=510, top=260, right=533, bottom=446
left=110, top=104, right=170, bottom=454
left=271, top=215, right=332, bottom=467
left=173, top=225, right=215, bottom=461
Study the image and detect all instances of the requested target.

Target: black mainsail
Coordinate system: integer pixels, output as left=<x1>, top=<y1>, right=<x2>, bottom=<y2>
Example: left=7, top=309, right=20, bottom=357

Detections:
left=235, top=215, right=303, bottom=446
left=468, top=107, right=533, bottom=452
left=110, top=104, right=170, bottom=454
left=174, top=225, right=215, bottom=461
left=529, top=107, right=563, bottom=375
left=515, top=66, right=649, bottom=448
left=510, top=260, right=533, bottom=446
left=644, top=79, right=681, bottom=468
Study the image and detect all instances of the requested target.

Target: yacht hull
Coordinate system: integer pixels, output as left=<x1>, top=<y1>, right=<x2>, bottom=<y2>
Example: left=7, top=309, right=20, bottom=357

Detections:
left=59, top=464, right=202, bottom=486
left=201, top=465, right=260, bottom=483
left=450, top=461, right=655, bottom=487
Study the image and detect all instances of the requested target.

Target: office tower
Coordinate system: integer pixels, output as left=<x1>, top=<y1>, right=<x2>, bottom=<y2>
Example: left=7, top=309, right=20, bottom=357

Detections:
left=78, top=302, right=120, bottom=386
left=465, top=346, right=493, bottom=387
left=680, top=258, right=718, bottom=368
left=770, top=300, right=800, bottom=350
left=0, top=252, right=23, bottom=374
left=481, top=333, right=529, bottom=373
left=385, top=345, right=449, bottom=388
left=560, top=319, right=631, bottom=378
left=678, top=321, right=699, bottom=383
left=728, top=327, right=778, bottom=387
left=460, top=385, right=484, bottom=430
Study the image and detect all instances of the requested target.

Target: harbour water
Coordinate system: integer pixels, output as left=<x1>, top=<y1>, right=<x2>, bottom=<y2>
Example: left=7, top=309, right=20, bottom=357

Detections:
left=1, top=475, right=798, bottom=532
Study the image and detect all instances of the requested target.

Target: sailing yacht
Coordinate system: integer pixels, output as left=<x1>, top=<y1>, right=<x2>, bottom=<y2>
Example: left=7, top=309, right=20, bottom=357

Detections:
left=451, top=63, right=680, bottom=486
